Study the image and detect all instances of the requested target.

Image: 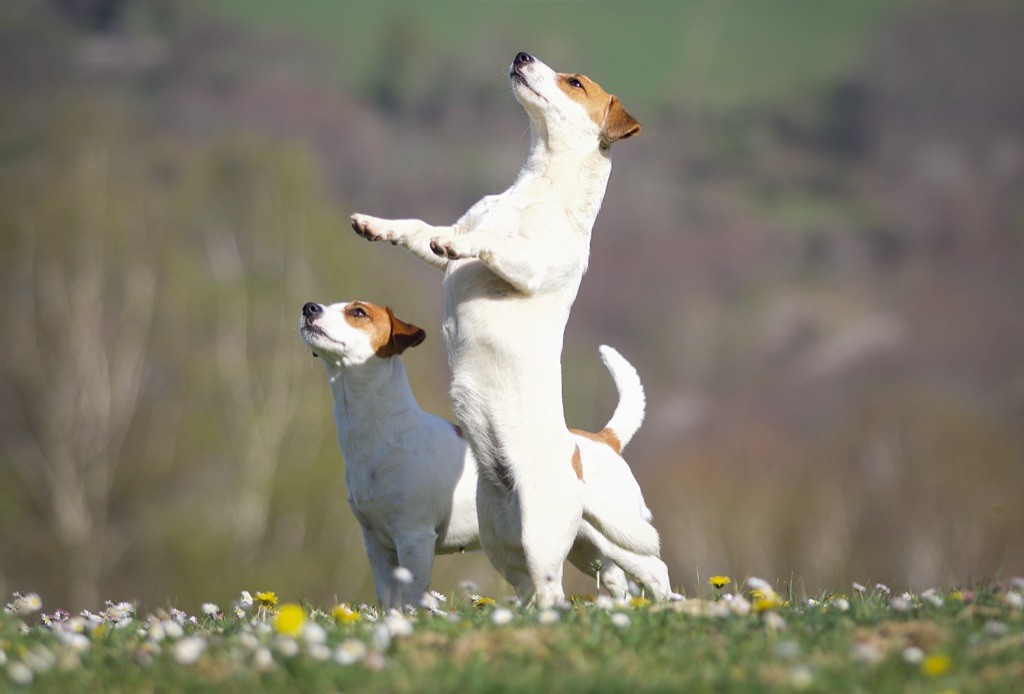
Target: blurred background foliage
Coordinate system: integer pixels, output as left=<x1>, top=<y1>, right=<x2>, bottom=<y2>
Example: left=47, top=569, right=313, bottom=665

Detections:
left=1, top=0, right=1022, bottom=612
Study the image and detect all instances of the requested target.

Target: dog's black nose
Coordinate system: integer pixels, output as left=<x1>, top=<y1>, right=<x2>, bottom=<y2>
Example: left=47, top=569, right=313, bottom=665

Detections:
left=302, top=302, right=322, bottom=319
left=514, top=52, right=533, bottom=66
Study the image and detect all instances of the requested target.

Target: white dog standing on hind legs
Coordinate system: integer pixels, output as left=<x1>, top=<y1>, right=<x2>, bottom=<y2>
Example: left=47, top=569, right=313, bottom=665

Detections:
left=299, top=299, right=670, bottom=610
left=350, top=52, right=648, bottom=607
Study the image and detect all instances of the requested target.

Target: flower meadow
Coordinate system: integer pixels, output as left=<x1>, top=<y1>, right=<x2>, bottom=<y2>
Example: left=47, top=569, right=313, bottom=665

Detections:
left=3, top=578, right=1024, bottom=691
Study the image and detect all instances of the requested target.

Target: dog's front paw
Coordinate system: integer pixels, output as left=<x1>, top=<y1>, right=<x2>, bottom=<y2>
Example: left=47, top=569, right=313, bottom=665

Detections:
left=429, top=236, right=475, bottom=260
left=351, top=214, right=389, bottom=242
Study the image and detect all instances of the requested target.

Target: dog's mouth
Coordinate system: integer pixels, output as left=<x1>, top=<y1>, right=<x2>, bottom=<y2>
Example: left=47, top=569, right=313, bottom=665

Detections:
left=510, top=70, right=544, bottom=101
left=300, top=320, right=329, bottom=358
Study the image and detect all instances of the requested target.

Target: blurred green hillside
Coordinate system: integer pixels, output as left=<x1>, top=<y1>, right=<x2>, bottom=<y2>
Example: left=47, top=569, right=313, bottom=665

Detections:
left=1, top=0, right=1022, bottom=612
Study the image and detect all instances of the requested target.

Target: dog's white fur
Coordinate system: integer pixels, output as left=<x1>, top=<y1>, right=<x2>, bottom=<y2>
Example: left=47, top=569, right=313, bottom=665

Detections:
left=350, top=53, right=643, bottom=606
left=300, top=300, right=669, bottom=609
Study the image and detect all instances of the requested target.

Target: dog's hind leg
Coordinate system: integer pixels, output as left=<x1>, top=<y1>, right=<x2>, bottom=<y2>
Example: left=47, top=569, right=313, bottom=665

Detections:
left=567, top=539, right=630, bottom=599
left=476, top=473, right=533, bottom=601
left=351, top=214, right=453, bottom=270
left=518, top=451, right=584, bottom=608
left=575, top=522, right=671, bottom=600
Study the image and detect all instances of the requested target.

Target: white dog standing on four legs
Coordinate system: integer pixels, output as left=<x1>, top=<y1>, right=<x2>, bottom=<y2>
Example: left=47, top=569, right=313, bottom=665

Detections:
left=350, top=52, right=645, bottom=606
left=299, top=299, right=670, bottom=609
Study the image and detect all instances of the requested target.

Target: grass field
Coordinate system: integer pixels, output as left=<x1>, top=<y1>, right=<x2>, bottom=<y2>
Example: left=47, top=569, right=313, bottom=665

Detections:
left=4, top=580, right=1023, bottom=691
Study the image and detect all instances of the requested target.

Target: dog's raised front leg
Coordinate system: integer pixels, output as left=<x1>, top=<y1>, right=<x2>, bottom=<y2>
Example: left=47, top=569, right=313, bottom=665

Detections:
left=429, top=230, right=552, bottom=295
left=351, top=214, right=452, bottom=271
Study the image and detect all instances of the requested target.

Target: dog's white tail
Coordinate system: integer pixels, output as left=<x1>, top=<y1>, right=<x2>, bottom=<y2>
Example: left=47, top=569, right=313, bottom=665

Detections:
left=578, top=345, right=660, bottom=557
left=599, top=345, right=646, bottom=451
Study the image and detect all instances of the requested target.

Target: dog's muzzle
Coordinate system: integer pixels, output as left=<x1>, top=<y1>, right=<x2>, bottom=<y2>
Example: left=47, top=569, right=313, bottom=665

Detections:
left=510, top=51, right=533, bottom=77
left=302, top=302, right=322, bottom=321
left=301, top=302, right=324, bottom=357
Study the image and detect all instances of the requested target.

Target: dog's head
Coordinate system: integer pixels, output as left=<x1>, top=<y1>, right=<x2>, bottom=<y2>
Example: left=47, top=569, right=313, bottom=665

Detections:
left=509, top=51, right=640, bottom=150
left=299, top=300, right=426, bottom=366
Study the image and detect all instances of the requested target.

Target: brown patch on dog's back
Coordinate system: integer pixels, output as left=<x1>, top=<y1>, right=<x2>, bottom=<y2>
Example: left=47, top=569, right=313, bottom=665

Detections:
left=571, top=445, right=583, bottom=481
left=570, top=427, right=622, bottom=455
left=343, top=301, right=426, bottom=357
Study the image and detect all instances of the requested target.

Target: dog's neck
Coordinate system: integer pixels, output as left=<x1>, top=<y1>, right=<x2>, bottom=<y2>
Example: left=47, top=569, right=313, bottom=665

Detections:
left=322, top=355, right=421, bottom=454
left=517, top=117, right=613, bottom=233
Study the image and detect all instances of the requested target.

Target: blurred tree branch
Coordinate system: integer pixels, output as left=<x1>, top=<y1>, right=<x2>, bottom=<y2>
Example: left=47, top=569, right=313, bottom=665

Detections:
left=2, top=147, right=157, bottom=608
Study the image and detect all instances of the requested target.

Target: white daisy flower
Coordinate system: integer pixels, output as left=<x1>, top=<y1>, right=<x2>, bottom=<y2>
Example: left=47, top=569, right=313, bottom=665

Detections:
left=491, top=608, right=514, bottom=626
left=201, top=603, right=219, bottom=617
left=148, top=620, right=166, bottom=643
left=746, top=577, right=773, bottom=594
left=371, top=624, right=391, bottom=652
left=393, top=567, right=414, bottom=585
left=708, top=602, right=730, bottom=619
left=537, top=609, right=559, bottom=625
left=172, top=637, right=205, bottom=666
left=275, top=636, right=300, bottom=658
left=763, top=612, right=786, bottom=632
left=610, top=612, right=630, bottom=628
left=420, top=592, right=441, bottom=612
left=164, top=620, right=184, bottom=640
left=308, top=643, right=331, bottom=662
left=335, top=639, right=368, bottom=666
left=852, top=642, right=883, bottom=665
left=7, top=662, right=33, bottom=686
left=901, top=646, right=924, bottom=664
left=7, top=592, right=43, bottom=616
left=253, top=647, right=274, bottom=672
left=302, top=622, right=327, bottom=645
left=22, top=645, right=55, bottom=673
left=729, top=596, right=752, bottom=617
left=385, top=612, right=413, bottom=638
left=889, top=596, right=913, bottom=613
left=104, top=601, right=134, bottom=622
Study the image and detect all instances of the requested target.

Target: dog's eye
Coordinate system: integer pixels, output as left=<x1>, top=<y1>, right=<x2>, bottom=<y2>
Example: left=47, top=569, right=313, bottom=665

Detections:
left=568, top=77, right=584, bottom=90
left=348, top=307, right=367, bottom=319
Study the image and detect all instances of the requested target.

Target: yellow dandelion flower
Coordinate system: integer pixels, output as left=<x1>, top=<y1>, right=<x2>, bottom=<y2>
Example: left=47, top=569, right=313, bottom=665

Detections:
left=921, top=653, right=952, bottom=677
left=472, top=596, right=497, bottom=609
left=274, top=603, right=305, bottom=636
left=753, top=595, right=783, bottom=613
left=332, top=603, right=361, bottom=625
left=254, top=591, right=279, bottom=609
left=709, top=576, right=731, bottom=589
left=949, top=591, right=964, bottom=602
left=629, top=597, right=651, bottom=609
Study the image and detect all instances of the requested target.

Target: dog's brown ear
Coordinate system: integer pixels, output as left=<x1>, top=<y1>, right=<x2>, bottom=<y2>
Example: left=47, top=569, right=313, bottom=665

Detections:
left=382, top=307, right=426, bottom=356
left=602, top=95, right=641, bottom=146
